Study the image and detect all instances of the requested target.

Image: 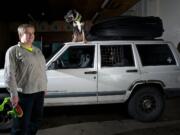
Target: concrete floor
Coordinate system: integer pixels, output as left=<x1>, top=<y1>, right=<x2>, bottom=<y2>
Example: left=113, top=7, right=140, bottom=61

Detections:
left=1, top=97, right=180, bottom=135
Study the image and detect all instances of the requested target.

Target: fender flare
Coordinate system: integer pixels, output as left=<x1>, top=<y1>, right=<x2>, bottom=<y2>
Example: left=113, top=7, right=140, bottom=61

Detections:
left=128, top=80, right=165, bottom=91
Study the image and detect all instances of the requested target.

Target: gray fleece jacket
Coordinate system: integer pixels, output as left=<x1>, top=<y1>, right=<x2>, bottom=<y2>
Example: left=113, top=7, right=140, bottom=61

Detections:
left=4, top=43, right=47, bottom=97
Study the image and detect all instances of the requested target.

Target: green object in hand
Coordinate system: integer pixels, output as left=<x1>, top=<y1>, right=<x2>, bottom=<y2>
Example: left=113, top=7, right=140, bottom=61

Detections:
left=0, top=97, right=10, bottom=112
left=7, top=107, right=19, bottom=118
left=0, top=97, right=23, bottom=118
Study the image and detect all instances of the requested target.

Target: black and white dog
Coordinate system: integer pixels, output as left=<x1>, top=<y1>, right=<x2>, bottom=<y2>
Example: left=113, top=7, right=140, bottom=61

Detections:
left=64, top=10, right=87, bottom=42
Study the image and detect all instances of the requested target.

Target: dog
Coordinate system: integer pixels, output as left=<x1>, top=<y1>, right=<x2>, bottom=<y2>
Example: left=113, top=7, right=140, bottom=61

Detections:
left=64, top=10, right=87, bottom=43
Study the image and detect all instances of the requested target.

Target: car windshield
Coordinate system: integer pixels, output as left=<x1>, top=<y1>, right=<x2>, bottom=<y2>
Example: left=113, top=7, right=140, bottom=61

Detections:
left=45, top=44, right=64, bottom=62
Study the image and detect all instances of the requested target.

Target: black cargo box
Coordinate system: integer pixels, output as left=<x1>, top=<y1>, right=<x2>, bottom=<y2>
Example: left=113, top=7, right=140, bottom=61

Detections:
left=87, top=16, right=164, bottom=40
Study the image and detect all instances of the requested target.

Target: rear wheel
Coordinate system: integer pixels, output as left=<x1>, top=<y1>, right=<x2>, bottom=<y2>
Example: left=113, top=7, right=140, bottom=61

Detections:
left=128, top=86, right=165, bottom=122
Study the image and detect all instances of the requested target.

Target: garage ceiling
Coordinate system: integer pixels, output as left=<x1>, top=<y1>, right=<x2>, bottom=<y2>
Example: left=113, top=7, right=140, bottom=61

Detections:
left=0, top=0, right=140, bottom=23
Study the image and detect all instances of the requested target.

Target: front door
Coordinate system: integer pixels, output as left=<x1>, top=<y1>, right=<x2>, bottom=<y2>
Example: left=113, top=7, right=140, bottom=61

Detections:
left=46, top=45, right=97, bottom=105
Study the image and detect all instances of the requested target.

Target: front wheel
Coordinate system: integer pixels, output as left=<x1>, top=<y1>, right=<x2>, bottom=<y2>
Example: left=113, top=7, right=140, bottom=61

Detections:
left=0, top=94, right=12, bottom=130
left=128, top=86, right=165, bottom=122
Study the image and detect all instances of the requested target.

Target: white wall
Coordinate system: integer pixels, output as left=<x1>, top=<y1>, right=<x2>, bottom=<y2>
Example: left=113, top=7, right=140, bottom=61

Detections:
left=146, top=0, right=180, bottom=47
left=159, top=0, right=180, bottom=47
left=125, top=0, right=180, bottom=47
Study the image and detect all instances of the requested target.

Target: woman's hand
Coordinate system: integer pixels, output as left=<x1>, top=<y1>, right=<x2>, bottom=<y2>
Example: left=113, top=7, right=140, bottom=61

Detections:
left=11, top=95, right=19, bottom=107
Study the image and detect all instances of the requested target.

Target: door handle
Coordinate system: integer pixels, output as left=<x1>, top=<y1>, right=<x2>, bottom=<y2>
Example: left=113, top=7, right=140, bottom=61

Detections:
left=84, top=71, right=97, bottom=74
left=126, top=69, right=138, bottom=73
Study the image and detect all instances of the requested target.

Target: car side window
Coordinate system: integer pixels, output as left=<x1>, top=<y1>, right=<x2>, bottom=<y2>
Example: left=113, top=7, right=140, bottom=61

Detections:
left=55, top=46, right=95, bottom=69
left=100, top=45, right=134, bottom=67
left=136, top=44, right=176, bottom=66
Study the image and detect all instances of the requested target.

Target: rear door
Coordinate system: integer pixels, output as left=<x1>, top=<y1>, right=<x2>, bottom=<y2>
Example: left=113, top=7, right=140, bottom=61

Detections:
left=97, top=41, right=141, bottom=103
left=46, top=44, right=98, bottom=106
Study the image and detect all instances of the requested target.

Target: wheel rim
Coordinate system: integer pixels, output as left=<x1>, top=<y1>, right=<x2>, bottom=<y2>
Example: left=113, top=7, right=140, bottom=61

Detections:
left=0, top=114, right=12, bottom=129
left=139, top=96, right=156, bottom=113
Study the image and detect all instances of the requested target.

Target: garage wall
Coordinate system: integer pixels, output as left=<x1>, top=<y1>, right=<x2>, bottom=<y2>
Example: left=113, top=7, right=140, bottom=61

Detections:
left=125, top=0, right=180, bottom=47
left=0, top=23, right=10, bottom=68
left=146, top=0, right=180, bottom=47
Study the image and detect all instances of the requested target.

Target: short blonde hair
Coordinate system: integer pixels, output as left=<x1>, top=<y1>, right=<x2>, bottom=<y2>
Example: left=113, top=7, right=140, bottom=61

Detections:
left=17, top=24, right=35, bottom=37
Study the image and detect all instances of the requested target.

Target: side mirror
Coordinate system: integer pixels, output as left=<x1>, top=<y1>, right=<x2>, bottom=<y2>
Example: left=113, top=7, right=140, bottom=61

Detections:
left=48, top=61, right=58, bottom=70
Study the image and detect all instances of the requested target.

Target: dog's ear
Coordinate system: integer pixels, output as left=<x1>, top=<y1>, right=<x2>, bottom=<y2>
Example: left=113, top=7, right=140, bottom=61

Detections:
left=64, top=9, right=83, bottom=23
left=64, top=10, right=74, bottom=23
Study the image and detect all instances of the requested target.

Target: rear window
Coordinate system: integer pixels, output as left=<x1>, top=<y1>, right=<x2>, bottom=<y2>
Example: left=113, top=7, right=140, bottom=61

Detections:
left=136, top=44, right=176, bottom=66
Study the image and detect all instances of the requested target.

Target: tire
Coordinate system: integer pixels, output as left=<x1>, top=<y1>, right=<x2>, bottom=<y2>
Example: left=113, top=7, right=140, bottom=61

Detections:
left=0, top=94, right=12, bottom=131
left=127, top=86, right=165, bottom=122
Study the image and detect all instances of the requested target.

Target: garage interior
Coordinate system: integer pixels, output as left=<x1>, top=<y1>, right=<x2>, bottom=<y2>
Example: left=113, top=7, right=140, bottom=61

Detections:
left=0, top=0, right=141, bottom=68
left=0, top=0, right=179, bottom=68
left=0, top=0, right=140, bottom=22
left=0, top=0, right=180, bottom=134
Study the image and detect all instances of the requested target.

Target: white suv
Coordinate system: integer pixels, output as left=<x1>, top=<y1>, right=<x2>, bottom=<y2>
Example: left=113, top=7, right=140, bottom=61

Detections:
left=0, top=40, right=180, bottom=129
